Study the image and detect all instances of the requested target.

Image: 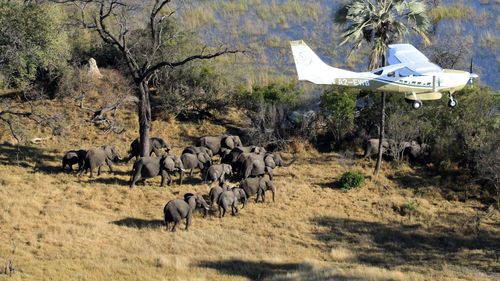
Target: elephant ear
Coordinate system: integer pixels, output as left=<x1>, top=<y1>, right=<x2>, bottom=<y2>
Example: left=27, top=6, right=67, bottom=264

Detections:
left=224, top=136, right=235, bottom=149
left=163, top=157, right=175, bottom=170
left=265, top=154, right=276, bottom=168
left=197, top=152, right=208, bottom=163
left=234, top=136, right=242, bottom=147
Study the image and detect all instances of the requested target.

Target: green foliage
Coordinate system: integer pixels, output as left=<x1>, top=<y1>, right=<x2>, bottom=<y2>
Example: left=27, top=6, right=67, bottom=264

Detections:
left=401, top=201, right=420, bottom=212
left=156, top=63, right=230, bottom=119
left=339, top=170, right=365, bottom=190
left=236, top=83, right=303, bottom=110
left=335, top=0, right=430, bottom=69
left=0, top=2, right=69, bottom=89
left=320, top=87, right=357, bottom=145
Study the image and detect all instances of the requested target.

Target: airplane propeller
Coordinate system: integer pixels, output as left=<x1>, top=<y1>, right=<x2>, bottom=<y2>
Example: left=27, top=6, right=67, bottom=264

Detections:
left=468, top=57, right=478, bottom=88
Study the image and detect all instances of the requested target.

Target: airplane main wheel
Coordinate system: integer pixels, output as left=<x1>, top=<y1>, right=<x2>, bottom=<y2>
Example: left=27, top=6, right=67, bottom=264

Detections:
left=448, top=98, right=457, bottom=108
left=412, top=100, right=423, bottom=109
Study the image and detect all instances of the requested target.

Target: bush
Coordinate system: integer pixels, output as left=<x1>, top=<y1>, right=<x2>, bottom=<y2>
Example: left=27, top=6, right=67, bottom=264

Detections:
left=320, top=87, right=357, bottom=146
left=339, top=170, right=365, bottom=190
left=236, top=83, right=303, bottom=111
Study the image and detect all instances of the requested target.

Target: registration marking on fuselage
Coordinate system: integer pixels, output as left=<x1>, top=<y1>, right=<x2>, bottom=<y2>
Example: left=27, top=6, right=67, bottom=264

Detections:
left=336, top=79, right=371, bottom=86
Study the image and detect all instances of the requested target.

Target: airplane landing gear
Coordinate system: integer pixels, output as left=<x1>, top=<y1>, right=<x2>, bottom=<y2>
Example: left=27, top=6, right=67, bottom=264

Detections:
left=412, top=100, right=423, bottom=109
left=448, top=94, right=457, bottom=108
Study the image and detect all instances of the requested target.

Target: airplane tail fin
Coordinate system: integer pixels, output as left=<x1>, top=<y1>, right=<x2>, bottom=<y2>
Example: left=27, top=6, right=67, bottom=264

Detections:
left=290, top=40, right=359, bottom=84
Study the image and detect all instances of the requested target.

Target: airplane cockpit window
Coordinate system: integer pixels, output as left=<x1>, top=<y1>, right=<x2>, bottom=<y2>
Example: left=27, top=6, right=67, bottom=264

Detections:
left=374, top=70, right=383, bottom=75
left=388, top=72, right=395, bottom=77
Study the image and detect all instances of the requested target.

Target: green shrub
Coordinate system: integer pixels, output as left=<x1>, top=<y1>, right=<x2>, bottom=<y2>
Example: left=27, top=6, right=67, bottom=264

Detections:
left=339, top=170, right=365, bottom=190
left=236, top=83, right=303, bottom=110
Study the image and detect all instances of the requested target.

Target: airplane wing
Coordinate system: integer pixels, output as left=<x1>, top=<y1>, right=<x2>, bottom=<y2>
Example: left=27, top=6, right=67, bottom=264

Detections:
left=388, top=44, right=442, bottom=75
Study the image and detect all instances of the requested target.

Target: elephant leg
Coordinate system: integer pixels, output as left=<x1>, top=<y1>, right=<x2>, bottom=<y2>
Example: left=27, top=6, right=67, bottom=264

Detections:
left=160, top=171, right=167, bottom=187
left=178, top=170, right=183, bottom=185
left=172, top=221, right=178, bottom=232
left=130, top=173, right=141, bottom=188
left=167, top=173, right=172, bottom=186
left=78, top=167, right=85, bottom=178
left=232, top=203, right=238, bottom=216
left=256, top=189, right=263, bottom=203
left=90, top=167, right=95, bottom=178
left=106, top=159, right=114, bottom=174
left=97, top=166, right=101, bottom=176
left=266, top=167, right=273, bottom=181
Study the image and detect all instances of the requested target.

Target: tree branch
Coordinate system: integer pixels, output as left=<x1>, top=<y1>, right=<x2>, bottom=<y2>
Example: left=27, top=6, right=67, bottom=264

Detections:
left=141, top=49, right=244, bottom=81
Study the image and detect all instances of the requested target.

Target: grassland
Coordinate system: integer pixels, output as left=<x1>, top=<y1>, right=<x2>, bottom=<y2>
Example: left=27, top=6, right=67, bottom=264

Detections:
left=0, top=102, right=498, bottom=281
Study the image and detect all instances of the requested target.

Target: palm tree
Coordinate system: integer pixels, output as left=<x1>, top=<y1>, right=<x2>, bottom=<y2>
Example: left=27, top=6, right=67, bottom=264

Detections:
left=335, top=0, right=431, bottom=175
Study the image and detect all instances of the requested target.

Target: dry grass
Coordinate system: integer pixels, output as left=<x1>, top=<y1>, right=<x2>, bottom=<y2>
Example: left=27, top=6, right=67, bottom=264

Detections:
left=0, top=102, right=499, bottom=281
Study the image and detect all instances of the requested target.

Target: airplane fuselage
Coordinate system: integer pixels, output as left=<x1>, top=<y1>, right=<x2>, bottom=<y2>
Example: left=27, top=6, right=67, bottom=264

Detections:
left=331, top=70, right=470, bottom=96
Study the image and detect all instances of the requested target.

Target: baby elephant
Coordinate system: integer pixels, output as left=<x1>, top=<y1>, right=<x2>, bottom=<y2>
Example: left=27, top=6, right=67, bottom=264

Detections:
left=129, top=155, right=184, bottom=188
left=204, top=164, right=232, bottom=185
left=208, top=184, right=232, bottom=209
left=163, top=193, right=209, bottom=232
left=62, top=149, right=87, bottom=172
left=217, top=187, right=247, bottom=218
left=240, top=177, right=275, bottom=203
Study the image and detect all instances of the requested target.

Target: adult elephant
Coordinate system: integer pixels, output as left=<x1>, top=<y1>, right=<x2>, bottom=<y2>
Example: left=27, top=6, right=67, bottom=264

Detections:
left=79, top=145, right=121, bottom=178
left=240, top=177, right=275, bottom=203
left=180, top=151, right=212, bottom=177
left=198, top=135, right=243, bottom=156
left=363, top=138, right=393, bottom=159
left=123, top=137, right=170, bottom=162
left=129, top=155, right=184, bottom=187
left=221, top=146, right=267, bottom=176
left=163, top=193, right=209, bottom=232
left=242, top=153, right=294, bottom=180
left=182, top=146, right=213, bottom=158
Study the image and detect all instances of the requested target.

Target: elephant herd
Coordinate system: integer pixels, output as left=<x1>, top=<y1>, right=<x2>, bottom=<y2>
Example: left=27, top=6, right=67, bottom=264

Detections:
left=61, top=134, right=293, bottom=232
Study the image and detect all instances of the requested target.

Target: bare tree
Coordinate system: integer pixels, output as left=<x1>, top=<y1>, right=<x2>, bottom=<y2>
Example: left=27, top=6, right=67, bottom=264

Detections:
left=52, top=0, right=242, bottom=156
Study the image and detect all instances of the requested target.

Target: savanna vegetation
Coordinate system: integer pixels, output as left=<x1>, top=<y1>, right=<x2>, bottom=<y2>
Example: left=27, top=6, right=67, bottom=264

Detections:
left=0, top=0, right=499, bottom=280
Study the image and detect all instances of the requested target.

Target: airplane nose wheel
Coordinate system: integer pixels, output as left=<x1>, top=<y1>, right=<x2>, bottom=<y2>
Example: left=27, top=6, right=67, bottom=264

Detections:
left=412, top=100, right=423, bottom=109
left=448, top=97, right=457, bottom=108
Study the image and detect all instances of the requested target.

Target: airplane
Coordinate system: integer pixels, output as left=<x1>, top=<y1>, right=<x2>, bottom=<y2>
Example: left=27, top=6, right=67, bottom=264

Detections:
left=289, top=40, right=478, bottom=109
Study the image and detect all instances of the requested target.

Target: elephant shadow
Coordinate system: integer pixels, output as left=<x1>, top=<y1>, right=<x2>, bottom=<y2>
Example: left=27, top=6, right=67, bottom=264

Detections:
left=197, top=259, right=309, bottom=280
left=91, top=177, right=131, bottom=186
left=111, top=217, right=164, bottom=229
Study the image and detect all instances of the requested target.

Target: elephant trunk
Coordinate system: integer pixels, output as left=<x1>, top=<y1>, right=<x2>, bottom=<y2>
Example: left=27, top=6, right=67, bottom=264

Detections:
left=271, top=186, right=276, bottom=202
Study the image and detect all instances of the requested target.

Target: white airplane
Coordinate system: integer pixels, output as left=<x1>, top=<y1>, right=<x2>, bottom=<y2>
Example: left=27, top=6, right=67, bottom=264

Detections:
left=290, top=40, right=478, bottom=109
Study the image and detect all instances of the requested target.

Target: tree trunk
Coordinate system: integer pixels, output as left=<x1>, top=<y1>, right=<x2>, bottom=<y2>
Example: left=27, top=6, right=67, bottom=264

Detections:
left=138, top=81, right=152, bottom=157
left=374, top=54, right=387, bottom=176
left=374, top=92, right=386, bottom=175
